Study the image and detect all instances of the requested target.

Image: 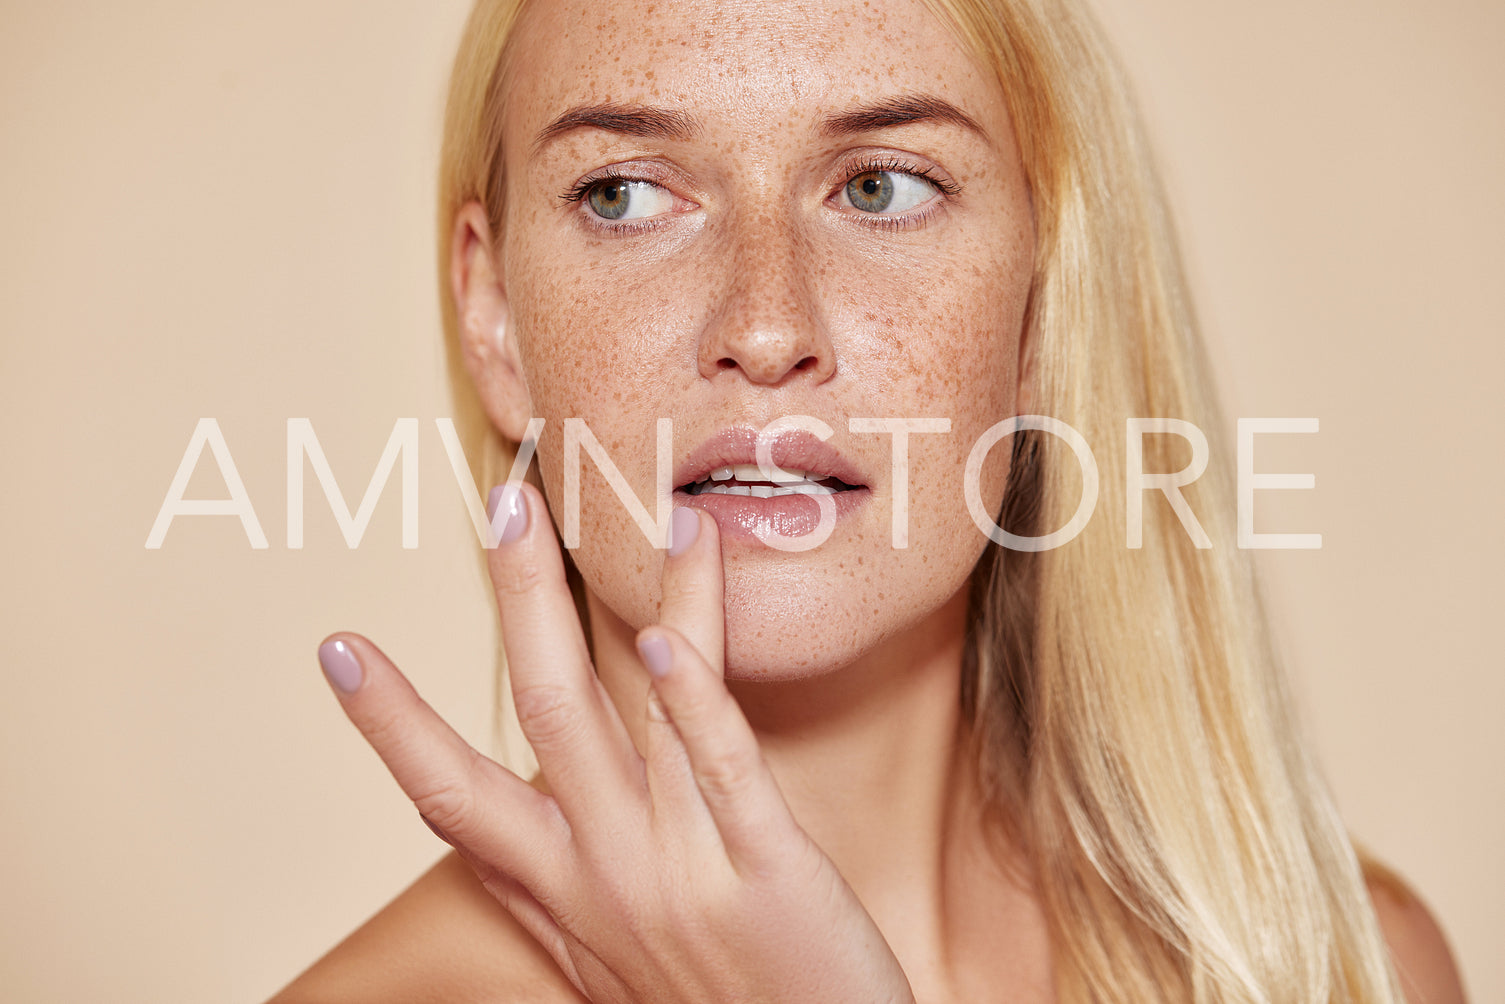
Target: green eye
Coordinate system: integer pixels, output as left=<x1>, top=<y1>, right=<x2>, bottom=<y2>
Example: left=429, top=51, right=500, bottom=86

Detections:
left=842, top=170, right=939, bottom=215
left=589, top=181, right=630, bottom=219
left=846, top=172, right=895, bottom=212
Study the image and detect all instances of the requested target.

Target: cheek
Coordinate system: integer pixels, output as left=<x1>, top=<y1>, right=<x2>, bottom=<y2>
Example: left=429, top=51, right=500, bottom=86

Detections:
left=893, top=325, right=1019, bottom=579
left=835, top=249, right=1029, bottom=522
left=508, top=216, right=699, bottom=437
left=503, top=246, right=692, bottom=633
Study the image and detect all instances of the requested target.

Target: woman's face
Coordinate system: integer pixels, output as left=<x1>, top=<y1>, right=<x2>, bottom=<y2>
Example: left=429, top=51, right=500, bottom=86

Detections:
left=490, top=0, right=1035, bottom=678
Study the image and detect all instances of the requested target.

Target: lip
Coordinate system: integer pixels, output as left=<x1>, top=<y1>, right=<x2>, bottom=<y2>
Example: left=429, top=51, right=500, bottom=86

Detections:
left=673, top=426, right=870, bottom=490
left=673, top=426, right=872, bottom=546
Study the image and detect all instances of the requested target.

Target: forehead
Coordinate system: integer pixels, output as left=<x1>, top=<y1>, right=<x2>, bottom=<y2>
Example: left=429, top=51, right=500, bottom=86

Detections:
left=503, top=0, right=1006, bottom=149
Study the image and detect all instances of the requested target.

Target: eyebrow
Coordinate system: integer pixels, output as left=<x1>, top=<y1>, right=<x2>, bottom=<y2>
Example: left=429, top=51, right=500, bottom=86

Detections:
left=534, top=103, right=700, bottom=151
left=816, top=94, right=987, bottom=140
left=532, top=93, right=986, bottom=152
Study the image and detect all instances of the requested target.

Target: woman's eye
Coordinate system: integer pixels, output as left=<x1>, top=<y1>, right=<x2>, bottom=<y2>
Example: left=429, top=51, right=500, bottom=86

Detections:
left=841, top=170, right=938, bottom=214
left=585, top=179, right=676, bottom=221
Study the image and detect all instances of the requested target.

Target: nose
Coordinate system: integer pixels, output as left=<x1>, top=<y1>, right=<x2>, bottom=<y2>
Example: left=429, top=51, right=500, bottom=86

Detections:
left=696, top=215, right=837, bottom=386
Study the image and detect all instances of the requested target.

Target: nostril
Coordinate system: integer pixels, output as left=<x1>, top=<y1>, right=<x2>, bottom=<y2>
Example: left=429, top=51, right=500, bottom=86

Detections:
left=717, top=358, right=738, bottom=370
left=794, top=356, right=817, bottom=371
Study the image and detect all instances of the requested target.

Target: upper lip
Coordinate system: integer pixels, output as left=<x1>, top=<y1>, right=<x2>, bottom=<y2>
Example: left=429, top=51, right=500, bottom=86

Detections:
left=673, top=426, right=871, bottom=491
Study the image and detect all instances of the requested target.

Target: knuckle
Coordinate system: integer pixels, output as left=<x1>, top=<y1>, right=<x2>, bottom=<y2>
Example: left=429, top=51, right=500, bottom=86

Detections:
left=491, top=549, right=559, bottom=599
left=673, top=684, right=732, bottom=737
left=660, top=683, right=705, bottom=725
left=511, top=683, right=583, bottom=748
left=409, top=747, right=487, bottom=835
left=692, top=744, right=760, bottom=804
left=657, top=577, right=698, bottom=614
left=411, top=773, right=475, bottom=835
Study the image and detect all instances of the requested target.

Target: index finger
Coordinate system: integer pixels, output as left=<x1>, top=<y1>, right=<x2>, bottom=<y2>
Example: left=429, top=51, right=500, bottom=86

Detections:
left=315, top=632, right=567, bottom=895
left=658, top=506, right=725, bottom=675
left=485, top=482, right=645, bottom=826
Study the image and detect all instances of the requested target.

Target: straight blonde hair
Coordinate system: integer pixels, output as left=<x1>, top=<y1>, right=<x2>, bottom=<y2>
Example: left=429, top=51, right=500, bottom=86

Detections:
left=436, top=0, right=1406, bottom=999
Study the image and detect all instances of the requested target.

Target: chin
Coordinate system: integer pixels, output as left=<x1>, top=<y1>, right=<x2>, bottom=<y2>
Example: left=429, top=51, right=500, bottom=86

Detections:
left=716, top=565, right=896, bottom=680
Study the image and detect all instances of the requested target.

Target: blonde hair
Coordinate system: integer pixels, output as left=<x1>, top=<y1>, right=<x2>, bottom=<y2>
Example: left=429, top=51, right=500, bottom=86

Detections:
left=436, top=0, right=1405, bottom=1000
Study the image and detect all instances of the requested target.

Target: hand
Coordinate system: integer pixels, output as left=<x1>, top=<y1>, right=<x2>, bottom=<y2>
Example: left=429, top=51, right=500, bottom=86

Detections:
left=315, top=482, right=916, bottom=1004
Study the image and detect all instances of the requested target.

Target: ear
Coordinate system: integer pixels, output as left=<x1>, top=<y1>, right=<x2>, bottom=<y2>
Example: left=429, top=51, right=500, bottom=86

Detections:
left=451, top=201, right=532, bottom=442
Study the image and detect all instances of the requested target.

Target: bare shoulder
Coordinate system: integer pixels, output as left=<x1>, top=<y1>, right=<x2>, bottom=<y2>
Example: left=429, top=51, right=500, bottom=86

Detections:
left=265, top=851, right=585, bottom=1004
left=1361, top=855, right=1469, bottom=1004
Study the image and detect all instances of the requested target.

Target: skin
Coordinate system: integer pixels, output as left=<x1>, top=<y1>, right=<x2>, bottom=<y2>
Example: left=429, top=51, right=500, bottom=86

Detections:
left=268, top=0, right=1470, bottom=1000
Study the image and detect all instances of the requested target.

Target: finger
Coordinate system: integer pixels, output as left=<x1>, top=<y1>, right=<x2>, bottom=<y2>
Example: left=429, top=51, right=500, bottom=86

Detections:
left=640, top=679, right=717, bottom=842
left=643, top=508, right=725, bottom=830
left=317, top=632, right=569, bottom=895
left=658, top=506, right=725, bottom=674
left=484, top=482, right=645, bottom=826
left=634, top=626, right=799, bottom=870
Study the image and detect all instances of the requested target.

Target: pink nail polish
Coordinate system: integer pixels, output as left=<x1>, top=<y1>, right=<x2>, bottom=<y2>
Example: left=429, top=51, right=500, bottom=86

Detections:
left=668, top=507, right=699, bottom=557
left=318, top=639, right=362, bottom=694
left=487, top=484, right=528, bottom=545
left=638, top=634, right=673, bottom=678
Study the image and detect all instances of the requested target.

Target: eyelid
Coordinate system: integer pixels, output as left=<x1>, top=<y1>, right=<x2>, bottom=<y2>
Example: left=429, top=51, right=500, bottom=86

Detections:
left=819, top=154, right=958, bottom=232
left=559, top=160, right=699, bottom=232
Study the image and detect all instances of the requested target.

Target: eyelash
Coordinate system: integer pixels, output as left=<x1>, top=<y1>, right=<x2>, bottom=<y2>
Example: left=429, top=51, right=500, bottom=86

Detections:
left=557, top=155, right=961, bottom=235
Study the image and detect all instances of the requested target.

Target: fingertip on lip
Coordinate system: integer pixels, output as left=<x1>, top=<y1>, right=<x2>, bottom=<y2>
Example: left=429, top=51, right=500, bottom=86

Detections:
left=670, top=500, right=726, bottom=541
left=697, top=505, right=721, bottom=540
left=668, top=505, right=701, bottom=556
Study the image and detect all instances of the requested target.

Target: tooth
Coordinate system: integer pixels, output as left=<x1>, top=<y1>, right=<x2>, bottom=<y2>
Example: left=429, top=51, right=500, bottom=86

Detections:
left=710, top=466, right=734, bottom=481
left=731, top=463, right=807, bottom=483
left=701, top=481, right=836, bottom=497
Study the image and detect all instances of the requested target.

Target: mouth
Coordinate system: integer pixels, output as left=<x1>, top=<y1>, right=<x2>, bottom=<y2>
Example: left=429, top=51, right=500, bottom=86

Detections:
left=672, top=425, right=871, bottom=496
left=672, top=426, right=872, bottom=544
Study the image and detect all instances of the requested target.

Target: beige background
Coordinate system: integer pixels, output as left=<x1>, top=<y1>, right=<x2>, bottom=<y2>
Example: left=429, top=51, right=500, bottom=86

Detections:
left=1, top=1, right=1499, bottom=1001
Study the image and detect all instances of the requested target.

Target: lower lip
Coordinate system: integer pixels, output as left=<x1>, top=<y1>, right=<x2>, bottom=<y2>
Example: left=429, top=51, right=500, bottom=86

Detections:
left=675, top=486, right=870, bottom=545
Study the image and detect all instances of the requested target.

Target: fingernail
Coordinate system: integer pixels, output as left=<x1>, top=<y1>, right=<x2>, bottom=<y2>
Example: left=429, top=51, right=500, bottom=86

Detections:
left=419, top=812, right=452, bottom=845
left=668, top=507, right=699, bottom=557
left=318, top=638, right=362, bottom=694
left=487, top=483, right=528, bottom=545
left=637, top=634, right=673, bottom=678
